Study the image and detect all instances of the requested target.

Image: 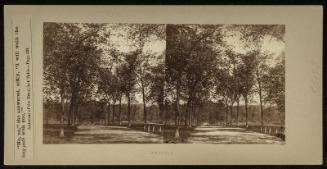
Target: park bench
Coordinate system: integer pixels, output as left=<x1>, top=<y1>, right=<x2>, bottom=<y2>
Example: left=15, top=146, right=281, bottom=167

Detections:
left=245, top=124, right=285, bottom=139
left=143, top=123, right=164, bottom=134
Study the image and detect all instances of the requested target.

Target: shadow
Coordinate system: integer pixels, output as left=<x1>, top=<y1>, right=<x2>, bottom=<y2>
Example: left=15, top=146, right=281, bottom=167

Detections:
left=192, top=128, right=249, bottom=133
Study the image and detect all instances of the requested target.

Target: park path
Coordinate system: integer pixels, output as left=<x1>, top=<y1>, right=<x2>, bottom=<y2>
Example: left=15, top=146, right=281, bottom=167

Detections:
left=69, top=125, right=163, bottom=143
left=44, top=125, right=284, bottom=144
left=186, top=126, right=284, bottom=144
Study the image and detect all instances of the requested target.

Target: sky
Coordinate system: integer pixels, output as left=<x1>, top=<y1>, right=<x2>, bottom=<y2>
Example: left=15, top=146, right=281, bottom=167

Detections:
left=109, top=26, right=165, bottom=58
left=223, top=31, right=285, bottom=67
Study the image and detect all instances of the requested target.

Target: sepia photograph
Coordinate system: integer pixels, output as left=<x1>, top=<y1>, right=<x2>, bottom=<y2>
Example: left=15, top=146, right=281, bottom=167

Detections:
left=4, top=5, right=322, bottom=165
left=43, top=23, right=285, bottom=144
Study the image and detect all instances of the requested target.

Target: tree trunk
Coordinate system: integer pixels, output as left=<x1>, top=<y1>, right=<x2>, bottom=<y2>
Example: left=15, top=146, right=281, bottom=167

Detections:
left=59, top=93, right=65, bottom=137
left=107, top=102, right=111, bottom=125
left=236, top=99, right=240, bottom=127
left=174, top=83, right=180, bottom=138
left=119, top=95, right=122, bottom=125
left=164, top=100, right=168, bottom=125
left=196, top=106, right=201, bottom=126
left=61, top=95, right=65, bottom=124
left=68, top=93, right=75, bottom=126
left=225, top=100, right=228, bottom=126
left=72, top=90, right=79, bottom=126
left=72, top=107, right=75, bottom=126
left=258, top=80, right=264, bottom=127
left=158, top=103, right=164, bottom=124
left=75, top=101, right=79, bottom=125
left=189, top=102, right=193, bottom=128
left=280, top=110, right=284, bottom=127
left=141, top=83, right=147, bottom=123
left=112, top=103, right=116, bottom=124
left=127, top=93, right=131, bottom=127
left=194, top=106, right=200, bottom=126
left=175, top=84, right=180, bottom=126
left=185, top=99, right=190, bottom=126
left=46, top=106, right=49, bottom=125
left=230, top=103, right=234, bottom=126
left=60, top=97, right=65, bottom=137
left=132, top=104, right=136, bottom=122
left=245, top=95, right=248, bottom=128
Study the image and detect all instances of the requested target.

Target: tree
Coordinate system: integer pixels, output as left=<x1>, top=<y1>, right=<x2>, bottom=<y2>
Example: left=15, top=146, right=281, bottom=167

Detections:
left=166, top=24, right=221, bottom=127
left=148, top=62, right=166, bottom=124
left=97, top=67, right=121, bottom=125
left=125, top=24, right=166, bottom=124
left=262, top=53, right=285, bottom=125
left=239, top=51, right=257, bottom=127
left=43, top=23, right=107, bottom=126
left=119, top=51, right=140, bottom=127
left=226, top=24, right=285, bottom=127
left=214, top=65, right=232, bottom=126
left=115, top=65, right=126, bottom=125
left=183, top=46, right=218, bottom=127
left=229, top=25, right=285, bottom=45
left=224, top=49, right=243, bottom=126
left=235, top=25, right=284, bottom=127
left=43, top=23, right=71, bottom=126
left=253, top=52, right=271, bottom=126
left=213, top=48, right=244, bottom=126
left=166, top=24, right=187, bottom=126
left=135, top=55, right=152, bottom=123
left=234, top=61, right=244, bottom=127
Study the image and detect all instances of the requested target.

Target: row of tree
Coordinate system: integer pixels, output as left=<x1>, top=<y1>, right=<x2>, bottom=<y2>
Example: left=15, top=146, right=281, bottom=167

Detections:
left=43, top=23, right=285, bottom=128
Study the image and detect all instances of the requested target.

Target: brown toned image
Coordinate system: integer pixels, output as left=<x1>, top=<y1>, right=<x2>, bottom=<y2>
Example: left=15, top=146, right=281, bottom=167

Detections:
left=43, top=23, right=285, bottom=144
